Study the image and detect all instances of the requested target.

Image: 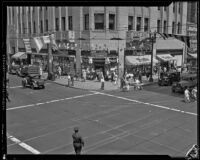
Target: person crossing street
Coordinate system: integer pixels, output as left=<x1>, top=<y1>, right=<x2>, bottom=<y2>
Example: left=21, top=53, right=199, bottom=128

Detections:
left=72, top=127, right=84, bottom=155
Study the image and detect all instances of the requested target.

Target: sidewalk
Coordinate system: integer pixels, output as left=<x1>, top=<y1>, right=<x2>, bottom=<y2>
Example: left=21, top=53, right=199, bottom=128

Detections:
left=49, top=75, right=158, bottom=91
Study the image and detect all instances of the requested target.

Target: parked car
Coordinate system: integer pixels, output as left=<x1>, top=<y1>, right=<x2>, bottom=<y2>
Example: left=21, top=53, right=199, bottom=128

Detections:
left=158, top=71, right=180, bottom=86
left=171, top=73, right=197, bottom=93
left=22, top=74, right=45, bottom=89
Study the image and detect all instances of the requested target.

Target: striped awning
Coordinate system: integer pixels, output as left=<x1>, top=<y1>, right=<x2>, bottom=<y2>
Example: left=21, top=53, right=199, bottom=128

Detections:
left=188, top=53, right=197, bottom=59
left=125, top=55, right=158, bottom=66
left=11, top=52, right=27, bottom=59
left=156, top=54, right=177, bottom=62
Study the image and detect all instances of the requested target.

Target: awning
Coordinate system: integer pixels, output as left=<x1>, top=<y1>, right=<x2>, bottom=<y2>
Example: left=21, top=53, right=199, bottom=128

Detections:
left=156, top=38, right=185, bottom=50
left=11, top=52, right=27, bottom=59
left=188, top=53, right=197, bottom=59
left=125, top=55, right=158, bottom=66
left=156, top=54, right=176, bottom=62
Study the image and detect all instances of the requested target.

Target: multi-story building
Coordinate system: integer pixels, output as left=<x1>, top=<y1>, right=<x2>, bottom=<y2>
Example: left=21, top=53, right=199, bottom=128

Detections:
left=186, top=1, right=198, bottom=67
left=7, top=3, right=189, bottom=77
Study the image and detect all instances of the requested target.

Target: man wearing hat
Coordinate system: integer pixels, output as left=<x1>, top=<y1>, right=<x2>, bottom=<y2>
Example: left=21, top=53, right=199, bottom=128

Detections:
left=72, top=127, right=84, bottom=155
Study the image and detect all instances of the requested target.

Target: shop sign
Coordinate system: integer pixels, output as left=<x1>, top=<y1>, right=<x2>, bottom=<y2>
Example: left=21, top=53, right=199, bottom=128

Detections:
left=23, top=38, right=32, bottom=54
left=91, top=51, right=107, bottom=58
left=126, top=31, right=149, bottom=41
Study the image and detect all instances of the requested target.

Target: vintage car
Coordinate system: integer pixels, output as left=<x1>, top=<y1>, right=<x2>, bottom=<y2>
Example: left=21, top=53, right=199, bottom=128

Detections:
left=22, top=74, right=45, bottom=89
left=9, top=64, right=20, bottom=74
left=171, top=73, right=197, bottom=93
left=158, top=71, right=180, bottom=86
left=17, top=65, right=29, bottom=77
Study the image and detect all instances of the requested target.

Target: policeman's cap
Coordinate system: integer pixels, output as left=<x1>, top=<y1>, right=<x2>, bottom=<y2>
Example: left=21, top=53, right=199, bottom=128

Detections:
left=74, top=127, right=79, bottom=132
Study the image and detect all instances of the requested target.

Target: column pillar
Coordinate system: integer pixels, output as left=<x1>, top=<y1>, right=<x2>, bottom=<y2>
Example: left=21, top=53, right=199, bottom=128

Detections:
left=65, top=7, right=69, bottom=31
left=15, top=7, right=19, bottom=53
left=59, top=7, right=62, bottom=40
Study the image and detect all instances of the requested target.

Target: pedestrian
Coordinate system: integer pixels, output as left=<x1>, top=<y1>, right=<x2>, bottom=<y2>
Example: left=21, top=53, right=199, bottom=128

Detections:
left=113, top=71, right=118, bottom=85
left=71, top=74, right=74, bottom=86
left=67, top=74, right=71, bottom=87
left=191, top=86, right=197, bottom=101
left=57, top=65, right=62, bottom=78
left=184, top=87, right=190, bottom=103
left=72, top=127, right=84, bottom=155
left=39, top=65, right=43, bottom=79
left=138, top=71, right=142, bottom=83
left=82, top=70, right=86, bottom=82
left=6, top=88, right=11, bottom=102
left=100, top=71, right=105, bottom=90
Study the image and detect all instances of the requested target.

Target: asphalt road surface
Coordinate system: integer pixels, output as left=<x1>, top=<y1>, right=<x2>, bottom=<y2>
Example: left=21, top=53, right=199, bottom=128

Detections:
left=6, top=74, right=197, bottom=156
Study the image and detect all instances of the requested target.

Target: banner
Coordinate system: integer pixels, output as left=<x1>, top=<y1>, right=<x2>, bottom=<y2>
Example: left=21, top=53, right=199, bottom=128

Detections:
left=33, top=37, right=43, bottom=53
left=43, top=36, right=50, bottom=44
left=23, top=38, right=32, bottom=53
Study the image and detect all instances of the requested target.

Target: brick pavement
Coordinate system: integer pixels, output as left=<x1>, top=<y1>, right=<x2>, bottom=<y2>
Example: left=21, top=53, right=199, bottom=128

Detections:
left=49, top=75, right=158, bottom=91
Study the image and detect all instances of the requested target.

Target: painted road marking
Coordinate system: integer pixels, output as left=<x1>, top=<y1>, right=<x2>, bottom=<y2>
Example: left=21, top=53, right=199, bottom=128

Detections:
left=7, top=133, right=40, bottom=154
left=7, top=92, right=98, bottom=111
left=92, top=91, right=197, bottom=116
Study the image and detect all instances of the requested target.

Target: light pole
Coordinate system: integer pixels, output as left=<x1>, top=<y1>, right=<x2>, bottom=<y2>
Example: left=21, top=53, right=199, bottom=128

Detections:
left=149, top=31, right=156, bottom=82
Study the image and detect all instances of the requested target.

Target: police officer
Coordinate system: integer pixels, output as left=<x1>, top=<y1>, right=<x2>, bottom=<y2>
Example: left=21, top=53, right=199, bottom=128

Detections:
left=72, top=127, right=84, bottom=155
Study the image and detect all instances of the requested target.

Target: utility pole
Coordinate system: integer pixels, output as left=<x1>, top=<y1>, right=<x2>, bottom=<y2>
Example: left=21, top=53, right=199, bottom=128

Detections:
left=149, top=31, right=156, bottom=82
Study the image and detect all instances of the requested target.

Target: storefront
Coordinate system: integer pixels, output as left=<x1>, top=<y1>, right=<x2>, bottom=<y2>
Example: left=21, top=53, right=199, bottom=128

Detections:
left=125, top=55, right=158, bottom=75
left=187, top=53, right=197, bottom=68
left=155, top=38, right=185, bottom=70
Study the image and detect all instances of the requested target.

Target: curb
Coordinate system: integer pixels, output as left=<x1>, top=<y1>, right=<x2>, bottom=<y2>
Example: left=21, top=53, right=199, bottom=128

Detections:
left=47, top=79, right=158, bottom=91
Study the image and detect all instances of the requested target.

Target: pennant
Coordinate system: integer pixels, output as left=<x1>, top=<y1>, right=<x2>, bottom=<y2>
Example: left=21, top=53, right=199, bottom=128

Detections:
left=33, top=37, right=43, bottom=53
left=43, top=36, right=50, bottom=44
left=23, top=38, right=32, bottom=53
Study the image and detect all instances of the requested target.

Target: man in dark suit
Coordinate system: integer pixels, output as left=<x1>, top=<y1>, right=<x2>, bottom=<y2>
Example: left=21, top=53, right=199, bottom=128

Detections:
left=72, top=127, right=84, bottom=155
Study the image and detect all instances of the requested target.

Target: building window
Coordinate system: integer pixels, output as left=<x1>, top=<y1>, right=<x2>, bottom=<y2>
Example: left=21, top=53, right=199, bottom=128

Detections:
left=164, top=7, right=167, bottom=11
left=18, top=23, right=21, bottom=34
left=29, top=21, right=31, bottom=33
left=163, top=20, right=167, bottom=33
left=177, top=22, right=181, bottom=34
left=33, top=7, right=35, bottom=13
left=172, top=21, right=175, bottom=34
left=33, top=21, right=36, bottom=33
left=68, top=16, right=73, bottom=30
left=94, top=13, right=104, bottom=30
left=173, top=2, right=175, bottom=13
left=45, top=19, right=48, bottom=31
left=46, top=7, right=48, bottom=10
left=55, top=18, right=59, bottom=31
left=109, top=14, right=115, bottom=30
left=85, top=14, right=89, bottom=30
left=40, top=20, right=43, bottom=33
left=157, top=20, right=161, bottom=33
left=40, top=7, right=42, bottom=12
left=28, top=7, right=30, bottom=14
left=23, top=23, right=25, bottom=34
left=178, top=2, right=181, bottom=14
left=62, top=17, right=65, bottom=31
left=144, top=18, right=149, bottom=32
left=136, top=17, right=141, bottom=31
left=158, top=7, right=160, bottom=10
left=128, top=16, right=134, bottom=30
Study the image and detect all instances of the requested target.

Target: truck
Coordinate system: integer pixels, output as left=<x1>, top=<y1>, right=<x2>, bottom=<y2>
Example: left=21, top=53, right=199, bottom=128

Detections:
left=22, top=65, right=45, bottom=89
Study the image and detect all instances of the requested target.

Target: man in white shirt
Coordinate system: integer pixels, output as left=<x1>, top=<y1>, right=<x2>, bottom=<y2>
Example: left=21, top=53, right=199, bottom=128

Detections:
left=184, top=87, right=191, bottom=103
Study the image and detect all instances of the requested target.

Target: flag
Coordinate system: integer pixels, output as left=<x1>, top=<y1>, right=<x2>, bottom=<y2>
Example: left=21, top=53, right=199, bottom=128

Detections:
left=23, top=38, right=32, bottom=53
left=42, top=36, right=50, bottom=44
left=33, top=37, right=43, bottom=53
left=50, top=34, right=58, bottom=51
left=157, top=32, right=166, bottom=39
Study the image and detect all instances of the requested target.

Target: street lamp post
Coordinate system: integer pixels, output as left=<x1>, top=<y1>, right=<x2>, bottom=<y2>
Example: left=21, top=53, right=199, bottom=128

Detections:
left=149, top=32, right=156, bottom=82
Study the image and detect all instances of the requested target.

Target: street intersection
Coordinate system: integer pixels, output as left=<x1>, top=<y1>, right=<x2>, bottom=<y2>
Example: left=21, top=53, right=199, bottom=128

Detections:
left=6, top=74, right=197, bottom=156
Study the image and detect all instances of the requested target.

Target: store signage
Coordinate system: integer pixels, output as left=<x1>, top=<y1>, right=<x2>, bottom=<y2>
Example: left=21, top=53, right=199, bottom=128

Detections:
left=91, top=51, right=107, bottom=58
left=23, top=38, right=32, bottom=53
left=126, top=31, right=149, bottom=41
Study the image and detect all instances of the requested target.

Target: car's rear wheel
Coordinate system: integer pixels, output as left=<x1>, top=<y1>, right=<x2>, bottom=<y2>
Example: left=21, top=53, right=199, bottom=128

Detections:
left=31, top=84, right=35, bottom=90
